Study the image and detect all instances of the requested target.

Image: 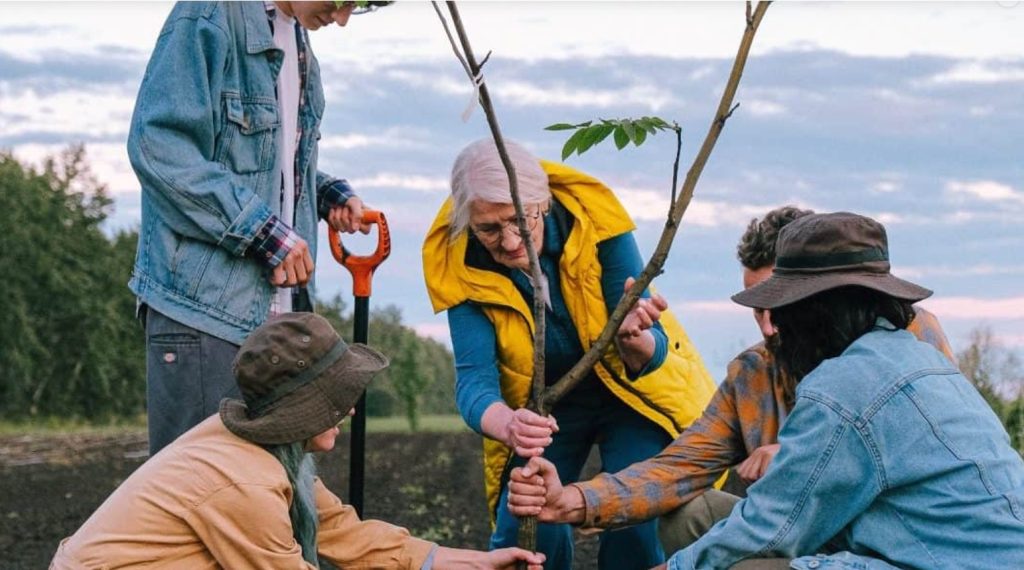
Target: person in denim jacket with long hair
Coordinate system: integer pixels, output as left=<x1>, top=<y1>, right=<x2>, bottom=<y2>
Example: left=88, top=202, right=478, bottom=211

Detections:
left=128, top=1, right=376, bottom=454
left=514, top=212, right=1024, bottom=570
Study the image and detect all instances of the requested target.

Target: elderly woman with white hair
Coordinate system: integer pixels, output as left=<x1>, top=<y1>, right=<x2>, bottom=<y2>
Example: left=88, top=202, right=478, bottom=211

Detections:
left=422, top=139, right=717, bottom=569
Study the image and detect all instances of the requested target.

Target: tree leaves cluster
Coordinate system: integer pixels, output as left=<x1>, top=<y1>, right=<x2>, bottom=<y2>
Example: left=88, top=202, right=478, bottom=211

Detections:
left=958, top=326, right=1024, bottom=455
left=0, top=147, right=144, bottom=421
left=0, top=148, right=457, bottom=428
left=546, top=116, right=678, bottom=161
left=317, top=297, right=456, bottom=431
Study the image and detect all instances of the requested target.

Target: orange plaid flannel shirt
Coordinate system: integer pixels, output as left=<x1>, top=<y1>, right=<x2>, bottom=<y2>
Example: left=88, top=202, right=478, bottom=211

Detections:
left=574, top=307, right=955, bottom=528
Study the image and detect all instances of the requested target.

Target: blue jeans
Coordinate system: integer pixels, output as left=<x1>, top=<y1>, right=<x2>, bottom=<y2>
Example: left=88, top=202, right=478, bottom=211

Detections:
left=144, top=307, right=241, bottom=454
left=491, top=383, right=671, bottom=570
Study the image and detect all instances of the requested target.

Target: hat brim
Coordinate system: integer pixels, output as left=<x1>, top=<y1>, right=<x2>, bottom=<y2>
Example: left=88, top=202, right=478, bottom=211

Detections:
left=731, top=271, right=932, bottom=310
left=220, top=343, right=388, bottom=445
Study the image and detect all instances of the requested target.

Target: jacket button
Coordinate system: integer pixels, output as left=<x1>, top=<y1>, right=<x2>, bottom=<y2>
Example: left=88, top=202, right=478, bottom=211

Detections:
left=807, top=560, right=821, bottom=569
left=270, top=355, right=280, bottom=364
left=297, top=359, right=307, bottom=368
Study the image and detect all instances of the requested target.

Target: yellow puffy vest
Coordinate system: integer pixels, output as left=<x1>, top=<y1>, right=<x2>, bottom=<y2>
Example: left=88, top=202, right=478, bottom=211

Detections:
left=422, top=161, right=717, bottom=524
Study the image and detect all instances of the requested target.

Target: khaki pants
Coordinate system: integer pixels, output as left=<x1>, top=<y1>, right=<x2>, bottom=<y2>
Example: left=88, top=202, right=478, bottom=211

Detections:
left=658, top=490, right=792, bottom=570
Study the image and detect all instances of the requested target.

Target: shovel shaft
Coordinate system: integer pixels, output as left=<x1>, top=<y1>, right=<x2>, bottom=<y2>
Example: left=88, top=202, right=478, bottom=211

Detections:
left=334, top=212, right=387, bottom=519
left=349, top=296, right=370, bottom=516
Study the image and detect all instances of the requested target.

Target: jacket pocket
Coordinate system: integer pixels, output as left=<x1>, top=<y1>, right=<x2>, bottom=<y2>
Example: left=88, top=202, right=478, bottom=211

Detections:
left=169, top=236, right=215, bottom=298
left=215, top=94, right=278, bottom=174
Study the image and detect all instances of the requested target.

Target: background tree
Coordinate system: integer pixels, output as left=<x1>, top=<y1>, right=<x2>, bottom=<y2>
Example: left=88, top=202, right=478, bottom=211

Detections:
left=958, top=325, right=1024, bottom=454
left=317, top=297, right=456, bottom=429
left=0, top=147, right=144, bottom=420
left=0, top=148, right=454, bottom=427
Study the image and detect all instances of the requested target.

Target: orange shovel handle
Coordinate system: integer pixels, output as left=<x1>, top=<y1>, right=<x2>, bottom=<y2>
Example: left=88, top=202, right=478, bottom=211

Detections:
left=328, top=210, right=391, bottom=297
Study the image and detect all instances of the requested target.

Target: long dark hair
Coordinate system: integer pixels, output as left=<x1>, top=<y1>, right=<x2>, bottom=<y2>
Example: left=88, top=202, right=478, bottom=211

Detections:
left=264, top=442, right=319, bottom=567
left=771, top=286, right=915, bottom=384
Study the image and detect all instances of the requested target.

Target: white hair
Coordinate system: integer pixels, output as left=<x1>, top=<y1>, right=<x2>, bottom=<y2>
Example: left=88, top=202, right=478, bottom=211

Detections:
left=448, top=138, right=551, bottom=239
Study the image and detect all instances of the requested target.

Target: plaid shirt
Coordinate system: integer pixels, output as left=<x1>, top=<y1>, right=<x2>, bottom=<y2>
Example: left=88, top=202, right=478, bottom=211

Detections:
left=574, top=306, right=956, bottom=528
left=248, top=8, right=354, bottom=269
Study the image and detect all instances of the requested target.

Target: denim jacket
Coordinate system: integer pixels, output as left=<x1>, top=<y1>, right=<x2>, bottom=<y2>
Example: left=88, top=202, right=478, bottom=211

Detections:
left=128, top=1, right=345, bottom=344
left=670, top=321, right=1024, bottom=570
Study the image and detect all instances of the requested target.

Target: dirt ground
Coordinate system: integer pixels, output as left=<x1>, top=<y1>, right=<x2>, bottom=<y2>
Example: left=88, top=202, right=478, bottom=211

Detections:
left=0, top=430, right=603, bottom=569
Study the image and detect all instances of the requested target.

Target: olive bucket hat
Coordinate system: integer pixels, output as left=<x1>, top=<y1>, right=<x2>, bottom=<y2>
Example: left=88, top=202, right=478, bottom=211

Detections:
left=220, top=312, right=388, bottom=445
left=731, top=212, right=932, bottom=310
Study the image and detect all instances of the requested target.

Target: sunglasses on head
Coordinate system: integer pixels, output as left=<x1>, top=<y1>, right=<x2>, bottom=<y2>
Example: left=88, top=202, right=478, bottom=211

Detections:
left=333, top=0, right=394, bottom=15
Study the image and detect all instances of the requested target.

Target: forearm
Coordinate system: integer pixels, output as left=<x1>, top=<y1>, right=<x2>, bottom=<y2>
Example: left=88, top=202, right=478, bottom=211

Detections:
left=479, top=401, right=514, bottom=445
left=431, top=547, right=495, bottom=569
left=575, top=454, right=726, bottom=528
left=449, top=304, right=504, bottom=433
left=548, top=484, right=587, bottom=525
left=129, top=15, right=272, bottom=255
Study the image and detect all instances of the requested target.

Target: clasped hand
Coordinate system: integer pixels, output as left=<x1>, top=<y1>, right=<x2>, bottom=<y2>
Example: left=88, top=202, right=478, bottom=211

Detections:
left=269, top=197, right=371, bottom=287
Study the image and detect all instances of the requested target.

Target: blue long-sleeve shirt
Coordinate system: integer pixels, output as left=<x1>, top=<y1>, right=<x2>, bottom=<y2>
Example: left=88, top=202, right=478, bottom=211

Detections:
left=448, top=206, right=667, bottom=433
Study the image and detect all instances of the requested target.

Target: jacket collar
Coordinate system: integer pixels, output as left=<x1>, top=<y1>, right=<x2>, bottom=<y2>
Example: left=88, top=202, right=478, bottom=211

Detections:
left=243, top=0, right=277, bottom=54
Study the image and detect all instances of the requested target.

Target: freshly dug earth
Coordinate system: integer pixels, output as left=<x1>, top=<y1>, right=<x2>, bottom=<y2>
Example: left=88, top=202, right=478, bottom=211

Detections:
left=0, top=430, right=602, bottom=569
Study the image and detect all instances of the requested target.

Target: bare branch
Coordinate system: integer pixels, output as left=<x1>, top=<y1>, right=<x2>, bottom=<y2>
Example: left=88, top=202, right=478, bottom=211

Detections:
left=438, top=2, right=548, bottom=407
left=540, top=1, right=772, bottom=411
left=670, top=124, right=681, bottom=217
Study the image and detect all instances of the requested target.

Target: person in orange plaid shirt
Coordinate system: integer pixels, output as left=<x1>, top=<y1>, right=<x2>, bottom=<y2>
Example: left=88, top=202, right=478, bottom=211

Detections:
left=507, top=206, right=956, bottom=556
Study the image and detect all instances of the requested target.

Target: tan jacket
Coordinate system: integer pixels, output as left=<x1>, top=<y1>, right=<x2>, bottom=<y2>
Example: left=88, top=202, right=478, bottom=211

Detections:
left=51, top=416, right=434, bottom=569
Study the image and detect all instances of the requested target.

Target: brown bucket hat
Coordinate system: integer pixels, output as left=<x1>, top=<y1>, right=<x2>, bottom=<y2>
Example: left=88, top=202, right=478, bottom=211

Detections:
left=731, top=212, right=932, bottom=310
left=220, top=312, right=388, bottom=445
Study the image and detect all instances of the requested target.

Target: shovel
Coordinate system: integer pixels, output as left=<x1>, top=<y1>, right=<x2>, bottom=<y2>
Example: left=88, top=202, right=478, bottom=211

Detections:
left=329, top=209, right=391, bottom=517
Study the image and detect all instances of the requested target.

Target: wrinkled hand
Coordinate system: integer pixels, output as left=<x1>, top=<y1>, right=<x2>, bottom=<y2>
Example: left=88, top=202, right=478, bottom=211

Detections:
left=486, top=547, right=546, bottom=570
left=270, top=236, right=315, bottom=287
left=509, top=456, right=565, bottom=523
left=736, top=443, right=780, bottom=483
left=617, top=277, right=668, bottom=340
left=506, top=408, right=559, bottom=458
left=327, top=196, right=371, bottom=234
left=615, top=277, right=669, bottom=372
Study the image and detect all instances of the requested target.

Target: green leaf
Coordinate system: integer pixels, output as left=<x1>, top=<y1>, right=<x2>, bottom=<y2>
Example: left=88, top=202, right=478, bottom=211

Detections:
left=639, top=117, right=658, bottom=135
left=620, top=120, right=636, bottom=143
left=633, top=126, right=648, bottom=146
left=561, top=128, right=588, bottom=161
left=613, top=126, right=630, bottom=150
left=545, top=123, right=578, bottom=131
left=576, top=124, right=614, bottom=156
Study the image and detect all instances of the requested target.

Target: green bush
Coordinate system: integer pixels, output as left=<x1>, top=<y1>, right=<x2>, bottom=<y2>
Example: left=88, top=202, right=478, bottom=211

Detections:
left=0, top=148, right=457, bottom=428
left=0, top=147, right=144, bottom=420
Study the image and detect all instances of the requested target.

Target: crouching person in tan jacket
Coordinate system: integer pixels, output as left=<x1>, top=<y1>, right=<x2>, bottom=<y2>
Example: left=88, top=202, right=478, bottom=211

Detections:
left=51, top=312, right=544, bottom=570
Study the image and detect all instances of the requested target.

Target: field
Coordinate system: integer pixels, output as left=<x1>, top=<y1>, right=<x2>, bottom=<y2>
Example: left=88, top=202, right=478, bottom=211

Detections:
left=0, top=417, right=603, bottom=569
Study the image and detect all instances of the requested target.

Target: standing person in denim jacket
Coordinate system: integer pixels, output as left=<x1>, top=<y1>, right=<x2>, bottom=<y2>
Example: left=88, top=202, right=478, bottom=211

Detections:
left=128, top=1, right=378, bottom=454
left=514, top=212, right=1024, bottom=570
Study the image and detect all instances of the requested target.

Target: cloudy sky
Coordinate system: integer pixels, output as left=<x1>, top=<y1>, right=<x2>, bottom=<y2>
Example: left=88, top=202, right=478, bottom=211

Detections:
left=2, top=1, right=1022, bottom=378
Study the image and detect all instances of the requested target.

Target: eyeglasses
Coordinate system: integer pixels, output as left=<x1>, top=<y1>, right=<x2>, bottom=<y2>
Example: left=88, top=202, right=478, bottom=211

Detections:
left=471, top=209, right=545, bottom=246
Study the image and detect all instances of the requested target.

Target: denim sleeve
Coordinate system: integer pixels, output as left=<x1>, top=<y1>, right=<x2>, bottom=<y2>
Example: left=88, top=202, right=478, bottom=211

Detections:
left=126, top=14, right=273, bottom=257
left=316, top=172, right=355, bottom=220
left=597, top=232, right=668, bottom=377
left=448, top=303, right=504, bottom=433
left=669, top=396, right=882, bottom=569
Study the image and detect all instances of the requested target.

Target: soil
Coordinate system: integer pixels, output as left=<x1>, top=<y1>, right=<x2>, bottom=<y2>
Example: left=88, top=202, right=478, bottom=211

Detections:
left=0, top=430, right=603, bottom=569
